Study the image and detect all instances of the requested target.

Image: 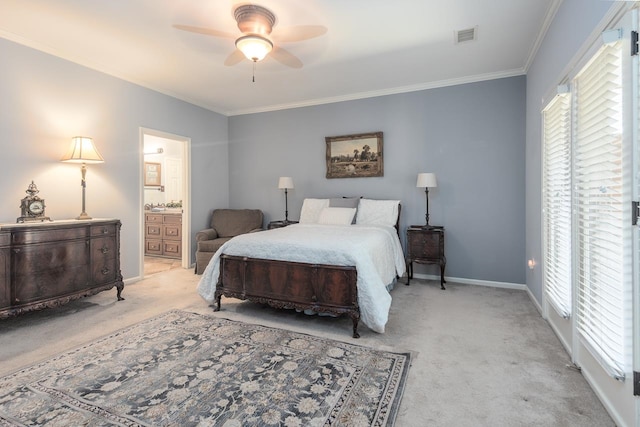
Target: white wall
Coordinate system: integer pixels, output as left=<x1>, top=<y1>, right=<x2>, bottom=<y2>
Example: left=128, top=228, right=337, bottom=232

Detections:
left=0, top=38, right=229, bottom=280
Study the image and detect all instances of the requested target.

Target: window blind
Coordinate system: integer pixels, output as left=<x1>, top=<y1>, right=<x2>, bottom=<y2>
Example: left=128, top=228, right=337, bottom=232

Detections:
left=573, top=40, right=626, bottom=380
left=543, top=93, right=572, bottom=318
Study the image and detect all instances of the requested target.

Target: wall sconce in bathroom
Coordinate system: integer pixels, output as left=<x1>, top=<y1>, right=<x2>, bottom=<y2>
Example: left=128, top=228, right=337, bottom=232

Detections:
left=143, top=148, right=164, bottom=155
left=527, top=259, right=536, bottom=270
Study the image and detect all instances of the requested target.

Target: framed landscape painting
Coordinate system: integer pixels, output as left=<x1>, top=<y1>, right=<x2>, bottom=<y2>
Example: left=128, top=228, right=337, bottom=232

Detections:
left=325, top=132, right=383, bottom=179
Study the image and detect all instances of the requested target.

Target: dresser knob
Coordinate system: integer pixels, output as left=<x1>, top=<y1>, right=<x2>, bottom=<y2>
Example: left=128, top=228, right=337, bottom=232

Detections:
left=101, top=267, right=110, bottom=275
left=101, top=246, right=110, bottom=254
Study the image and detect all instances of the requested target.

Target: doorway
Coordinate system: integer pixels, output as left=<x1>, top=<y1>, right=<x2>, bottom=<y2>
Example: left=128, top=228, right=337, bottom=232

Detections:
left=140, top=128, right=191, bottom=277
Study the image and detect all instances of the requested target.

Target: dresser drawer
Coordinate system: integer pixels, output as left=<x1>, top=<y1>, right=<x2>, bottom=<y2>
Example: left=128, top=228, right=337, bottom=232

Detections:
left=145, top=213, right=163, bottom=224
left=163, top=240, right=182, bottom=258
left=91, top=236, right=117, bottom=262
left=407, top=229, right=444, bottom=260
left=162, top=224, right=182, bottom=240
left=146, top=224, right=162, bottom=238
left=92, top=257, right=118, bottom=285
left=12, top=227, right=86, bottom=244
left=145, top=239, right=162, bottom=256
left=163, top=214, right=182, bottom=224
left=90, top=224, right=116, bottom=237
left=13, top=240, right=90, bottom=302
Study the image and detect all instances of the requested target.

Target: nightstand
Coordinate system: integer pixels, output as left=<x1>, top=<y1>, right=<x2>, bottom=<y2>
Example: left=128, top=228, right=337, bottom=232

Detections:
left=406, top=225, right=446, bottom=289
left=268, top=220, right=299, bottom=229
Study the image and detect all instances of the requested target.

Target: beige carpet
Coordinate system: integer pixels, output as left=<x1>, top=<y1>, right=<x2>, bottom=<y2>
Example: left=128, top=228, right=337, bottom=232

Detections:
left=144, top=256, right=182, bottom=276
left=0, top=268, right=615, bottom=426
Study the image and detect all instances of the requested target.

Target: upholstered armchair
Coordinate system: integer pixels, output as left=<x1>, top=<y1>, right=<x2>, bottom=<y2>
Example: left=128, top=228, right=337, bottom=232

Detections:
left=195, top=209, right=263, bottom=274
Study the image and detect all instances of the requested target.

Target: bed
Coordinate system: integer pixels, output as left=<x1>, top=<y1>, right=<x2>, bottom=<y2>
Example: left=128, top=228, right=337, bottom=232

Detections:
left=197, top=198, right=405, bottom=338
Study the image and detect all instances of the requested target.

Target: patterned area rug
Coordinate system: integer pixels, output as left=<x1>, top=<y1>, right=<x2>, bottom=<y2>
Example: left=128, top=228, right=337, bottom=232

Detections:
left=0, top=310, right=411, bottom=426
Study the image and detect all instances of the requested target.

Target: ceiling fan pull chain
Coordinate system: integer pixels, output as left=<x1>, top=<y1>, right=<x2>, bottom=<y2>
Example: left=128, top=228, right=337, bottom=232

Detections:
left=252, top=61, right=256, bottom=83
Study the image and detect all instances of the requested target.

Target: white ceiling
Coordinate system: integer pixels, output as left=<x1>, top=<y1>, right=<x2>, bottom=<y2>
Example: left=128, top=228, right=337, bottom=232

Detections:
left=0, top=0, right=558, bottom=116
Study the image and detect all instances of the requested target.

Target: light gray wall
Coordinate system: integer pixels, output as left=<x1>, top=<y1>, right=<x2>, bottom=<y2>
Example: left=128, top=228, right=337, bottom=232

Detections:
left=1, top=35, right=528, bottom=286
left=525, top=0, right=613, bottom=303
left=229, top=76, right=526, bottom=284
left=0, top=38, right=229, bottom=280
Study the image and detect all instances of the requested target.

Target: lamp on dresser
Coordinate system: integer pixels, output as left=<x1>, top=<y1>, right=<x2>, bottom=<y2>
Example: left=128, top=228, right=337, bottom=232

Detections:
left=278, top=176, right=294, bottom=223
left=61, top=136, right=104, bottom=220
left=416, top=172, right=437, bottom=228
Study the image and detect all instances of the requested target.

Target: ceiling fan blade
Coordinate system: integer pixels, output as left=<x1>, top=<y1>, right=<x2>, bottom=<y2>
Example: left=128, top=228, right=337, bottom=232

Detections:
left=224, top=49, right=246, bottom=66
left=173, top=24, right=235, bottom=39
left=272, top=25, right=327, bottom=43
left=271, top=46, right=303, bottom=69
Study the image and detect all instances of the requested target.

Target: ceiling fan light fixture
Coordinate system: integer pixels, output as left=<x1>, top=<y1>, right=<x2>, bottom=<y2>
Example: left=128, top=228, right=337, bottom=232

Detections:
left=236, top=35, right=273, bottom=62
left=234, top=4, right=276, bottom=35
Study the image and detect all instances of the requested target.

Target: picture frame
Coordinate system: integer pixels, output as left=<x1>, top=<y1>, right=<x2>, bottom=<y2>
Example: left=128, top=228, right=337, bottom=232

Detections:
left=144, top=162, right=162, bottom=186
left=325, top=132, right=383, bottom=179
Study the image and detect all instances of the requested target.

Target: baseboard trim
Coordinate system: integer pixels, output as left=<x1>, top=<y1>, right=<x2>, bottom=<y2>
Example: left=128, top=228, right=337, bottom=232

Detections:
left=525, top=286, right=543, bottom=314
left=124, top=276, right=142, bottom=286
left=411, top=273, right=526, bottom=291
left=580, top=363, right=629, bottom=427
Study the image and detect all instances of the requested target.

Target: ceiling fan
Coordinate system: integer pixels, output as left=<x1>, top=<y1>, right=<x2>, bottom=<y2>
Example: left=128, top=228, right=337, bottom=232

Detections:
left=174, top=4, right=327, bottom=69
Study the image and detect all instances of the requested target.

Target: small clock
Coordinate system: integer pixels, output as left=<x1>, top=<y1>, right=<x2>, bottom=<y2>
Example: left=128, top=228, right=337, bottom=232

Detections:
left=17, top=181, right=52, bottom=223
left=28, top=200, right=45, bottom=215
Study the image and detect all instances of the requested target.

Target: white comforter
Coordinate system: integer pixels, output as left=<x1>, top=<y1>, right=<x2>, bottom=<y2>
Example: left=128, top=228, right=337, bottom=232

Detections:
left=197, top=223, right=406, bottom=333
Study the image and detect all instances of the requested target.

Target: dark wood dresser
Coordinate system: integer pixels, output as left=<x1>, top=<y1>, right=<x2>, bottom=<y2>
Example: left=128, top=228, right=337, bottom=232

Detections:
left=0, top=219, right=124, bottom=318
left=145, top=211, right=182, bottom=259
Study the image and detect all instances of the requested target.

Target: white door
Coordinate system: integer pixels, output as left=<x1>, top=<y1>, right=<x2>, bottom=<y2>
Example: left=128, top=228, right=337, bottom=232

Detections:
left=165, top=158, right=182, bottom=204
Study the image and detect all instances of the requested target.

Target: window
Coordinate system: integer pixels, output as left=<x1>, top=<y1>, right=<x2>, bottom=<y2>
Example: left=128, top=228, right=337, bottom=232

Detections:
left=542, top=35, right=631, bottom=380
left=573, top=39, right=628, bottom=380
left=543, top=92, right=572, bottom=318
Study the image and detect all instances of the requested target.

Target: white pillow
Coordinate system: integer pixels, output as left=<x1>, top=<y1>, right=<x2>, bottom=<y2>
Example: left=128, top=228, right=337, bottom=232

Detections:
left=299, top=198, right=330, bottom=224
left=317, top=207, right=357, bottom=225
left=355, top=199, right=400, bottom=227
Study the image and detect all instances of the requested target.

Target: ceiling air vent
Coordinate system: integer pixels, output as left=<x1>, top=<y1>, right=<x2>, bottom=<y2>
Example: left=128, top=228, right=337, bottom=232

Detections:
left=455, top=26, right=477, bottom=44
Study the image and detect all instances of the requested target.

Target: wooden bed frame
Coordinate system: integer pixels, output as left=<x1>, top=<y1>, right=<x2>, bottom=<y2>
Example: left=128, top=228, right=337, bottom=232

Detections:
left=214, top=256, right=360, bottom=337
left=213, top=205, right=401, bottom=338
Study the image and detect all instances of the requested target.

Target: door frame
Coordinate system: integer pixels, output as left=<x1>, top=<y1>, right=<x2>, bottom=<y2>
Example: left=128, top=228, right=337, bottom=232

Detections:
left=139, top=127, right=192, bottom=273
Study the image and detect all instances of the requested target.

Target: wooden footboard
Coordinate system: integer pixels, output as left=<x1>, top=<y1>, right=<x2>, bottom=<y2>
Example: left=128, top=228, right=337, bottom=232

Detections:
left=214, top=254, right=361, bottom=338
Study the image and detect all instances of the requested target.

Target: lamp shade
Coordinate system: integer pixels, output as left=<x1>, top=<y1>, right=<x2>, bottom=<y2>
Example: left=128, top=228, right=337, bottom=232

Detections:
left=236, top=35, right=273, bottom=62
left=61, top=137, right=104, bottom=164
left=416, top=173, right=437, bottom=188
left=278, top=177, right=294, bottom=189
